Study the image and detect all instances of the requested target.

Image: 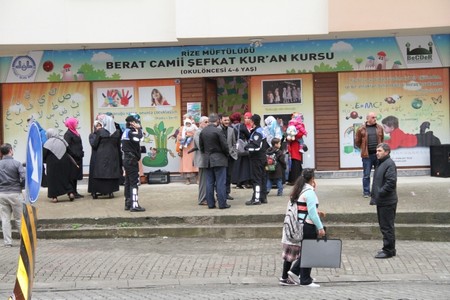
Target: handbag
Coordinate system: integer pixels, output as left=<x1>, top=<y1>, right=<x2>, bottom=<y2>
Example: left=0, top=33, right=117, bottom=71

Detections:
left=236, top=124, right=249, bottom=156
left=300, top=236, right=342, bottom=268
left=236, top=138, right=248, bottom=156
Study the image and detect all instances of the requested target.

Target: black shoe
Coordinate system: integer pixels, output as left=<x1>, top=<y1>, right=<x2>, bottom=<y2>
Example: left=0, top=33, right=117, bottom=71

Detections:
left=130, top=206, right=146, bottom=212
left=219, top=204, right=231, bottom=209
left=124, top=199, right=131, bottom=211
left=378, top=249, right=396, bottom=256
left=245, top=200, right=261, bottom=205
left=92, top=193, right=98, bottom=199
left=227, top=195, right=234, bottom=200
left=260, top=199, right=268, bottom=204
left=75, top=193, right=84, bottom=198
left=375, top=251, right=393, bottom=259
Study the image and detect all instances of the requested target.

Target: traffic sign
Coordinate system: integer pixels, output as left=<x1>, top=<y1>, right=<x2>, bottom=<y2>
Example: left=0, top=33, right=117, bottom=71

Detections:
left=26, top=122, right=43, bottom=203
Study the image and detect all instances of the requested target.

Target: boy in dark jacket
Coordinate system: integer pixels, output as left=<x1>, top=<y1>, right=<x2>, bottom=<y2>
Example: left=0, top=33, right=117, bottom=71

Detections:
left=265, top=138, right=286, bottom=196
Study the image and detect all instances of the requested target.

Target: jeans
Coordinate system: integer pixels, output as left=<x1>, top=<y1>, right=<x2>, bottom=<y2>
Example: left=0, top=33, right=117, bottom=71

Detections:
left=206, top=166, right=227, bottom=208
left=266, top=177, right=283, bottom=195
left=362, top=153, right=377, bottom=195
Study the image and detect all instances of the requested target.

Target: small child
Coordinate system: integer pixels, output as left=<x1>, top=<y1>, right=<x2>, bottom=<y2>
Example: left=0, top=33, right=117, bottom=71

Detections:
left=266, top=138, right=286, bottom=196
left=179, top=118, right=198, bottom=149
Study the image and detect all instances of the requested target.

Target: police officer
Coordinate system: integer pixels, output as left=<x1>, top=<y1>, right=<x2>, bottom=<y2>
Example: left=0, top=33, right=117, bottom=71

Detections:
left=121, top=114, right=145, bottom=212
left=245, top=114, right=268, bottom=205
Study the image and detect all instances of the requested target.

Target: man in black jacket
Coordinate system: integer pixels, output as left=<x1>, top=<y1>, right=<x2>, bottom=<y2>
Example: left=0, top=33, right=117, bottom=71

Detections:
left=371, top=142, right=398, bottom=258
left=121, top=115, right=145, bottom=212
left=245, top=114, right=269, bottom=205
left=199, top=113, right=230, bottom=209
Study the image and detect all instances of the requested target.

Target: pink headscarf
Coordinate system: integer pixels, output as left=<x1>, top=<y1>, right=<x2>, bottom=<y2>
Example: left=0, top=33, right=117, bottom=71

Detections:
left=244, top=112, right=253, bottom=130
left=65, top=117, right=80, bottom=136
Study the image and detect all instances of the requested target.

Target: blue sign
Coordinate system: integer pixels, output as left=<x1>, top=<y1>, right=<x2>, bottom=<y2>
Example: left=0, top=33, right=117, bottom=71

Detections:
left=26, top=122, right=43, bottom=203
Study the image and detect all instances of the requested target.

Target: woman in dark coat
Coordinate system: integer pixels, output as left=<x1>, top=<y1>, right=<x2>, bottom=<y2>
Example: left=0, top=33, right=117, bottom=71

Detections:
left=64, top=117, right=84, bottom=198
left=87, top=120, right=102, bottom=196
left=89, top=115, right=122, bottom=198
left=43, top=128, right=77, bottom=202
left=231, top=112, right=252, bottom=188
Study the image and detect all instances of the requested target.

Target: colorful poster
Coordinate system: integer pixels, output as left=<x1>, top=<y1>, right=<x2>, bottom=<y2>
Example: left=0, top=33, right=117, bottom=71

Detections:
left=92, top=79, right=181, bottom=172
left=339, top=68, right=449, bottom=168
left=187, top=102, right=201, bottom=123
left=1, top=82, right=91, bottom=171
left=250, top=74, right=315, bottom=168
left=0, top=35, right=449, bottom=83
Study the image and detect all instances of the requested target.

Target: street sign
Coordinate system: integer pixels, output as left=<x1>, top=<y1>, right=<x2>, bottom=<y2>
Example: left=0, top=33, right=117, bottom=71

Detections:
left=26, top=122, right=43, bottom=203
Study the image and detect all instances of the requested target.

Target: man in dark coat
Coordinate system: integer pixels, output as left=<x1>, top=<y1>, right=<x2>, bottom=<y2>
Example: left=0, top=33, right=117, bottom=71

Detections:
left=370, top=142, right=398, bottom=259
left=199, top=113, right=230, bottom=209
left=245, top=114, right=269, bottom=205
left=121, top=115, right=145, bottom=212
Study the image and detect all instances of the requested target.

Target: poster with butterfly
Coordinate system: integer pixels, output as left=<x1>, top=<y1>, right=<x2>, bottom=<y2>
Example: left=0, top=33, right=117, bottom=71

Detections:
left=338, top=68, right=449, bottom=168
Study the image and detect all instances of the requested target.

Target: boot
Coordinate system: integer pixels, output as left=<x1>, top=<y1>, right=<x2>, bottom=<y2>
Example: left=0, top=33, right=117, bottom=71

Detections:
left=124, top=198, right=131, bottom=211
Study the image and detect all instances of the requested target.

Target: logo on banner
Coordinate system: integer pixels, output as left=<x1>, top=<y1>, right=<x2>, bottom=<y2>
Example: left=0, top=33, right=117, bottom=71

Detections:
left=405, top=42, right=433, bottom=64
left=12, top=55, right=37, bottom=79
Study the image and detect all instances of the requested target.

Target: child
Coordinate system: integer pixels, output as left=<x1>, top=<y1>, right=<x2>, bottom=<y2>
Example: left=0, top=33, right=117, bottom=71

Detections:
left=381, top=115, right=441, bottom=150
left=266, top=138, right=286, bottom=196
left=179, top=118, right=198, bottom=149
left=286, top=113, right=308, bottom=152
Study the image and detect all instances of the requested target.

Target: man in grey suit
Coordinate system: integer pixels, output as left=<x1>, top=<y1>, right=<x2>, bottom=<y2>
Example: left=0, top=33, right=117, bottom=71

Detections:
left=199, top=113, right=230, bottom=209
left=193, top=116, right=209, bottom=205
left=219, top=114, right=238, bottom=200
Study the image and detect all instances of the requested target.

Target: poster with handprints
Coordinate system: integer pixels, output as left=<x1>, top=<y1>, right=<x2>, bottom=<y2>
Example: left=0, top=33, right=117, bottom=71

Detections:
left=96, top=87, right=135, bottom=108
left=1, top=82, right=91, bottom=170
left=338, top=68, right=449, bottom=167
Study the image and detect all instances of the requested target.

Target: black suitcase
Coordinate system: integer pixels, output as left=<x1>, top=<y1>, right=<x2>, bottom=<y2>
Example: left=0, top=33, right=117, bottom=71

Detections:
left=147, top=169, right=170, bottom=184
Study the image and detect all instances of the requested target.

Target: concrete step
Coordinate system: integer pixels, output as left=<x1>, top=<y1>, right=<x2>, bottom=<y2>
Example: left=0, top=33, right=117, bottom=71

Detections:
left=35, top=222, right=450, bottom=241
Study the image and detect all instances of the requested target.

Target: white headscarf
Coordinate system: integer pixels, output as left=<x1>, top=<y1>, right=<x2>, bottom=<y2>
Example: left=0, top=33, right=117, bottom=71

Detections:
left=43, top=128, right=68, bottom=160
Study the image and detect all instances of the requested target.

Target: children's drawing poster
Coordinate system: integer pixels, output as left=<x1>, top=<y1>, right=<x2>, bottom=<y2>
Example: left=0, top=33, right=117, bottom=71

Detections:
left=1, top=82, right=91, bottom=171
left=339, top=68, right=449, bottom=167
left=92, top=79, right=182, bottom=172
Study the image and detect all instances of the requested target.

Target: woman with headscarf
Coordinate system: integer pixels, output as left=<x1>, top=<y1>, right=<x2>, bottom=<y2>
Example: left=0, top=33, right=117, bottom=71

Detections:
left=87, top=119, right=102, bottom=197
left=64, top=117, right=84, bottom=198
left=43, top=128, right=77, bottom=202
left=230, top=112, right=252, bottom=189
left=89, top=115, right=122, bottom=198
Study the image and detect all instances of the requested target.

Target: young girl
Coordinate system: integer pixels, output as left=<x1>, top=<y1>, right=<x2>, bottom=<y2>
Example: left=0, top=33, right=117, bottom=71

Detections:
left=279, top=168, right=325, bottom=287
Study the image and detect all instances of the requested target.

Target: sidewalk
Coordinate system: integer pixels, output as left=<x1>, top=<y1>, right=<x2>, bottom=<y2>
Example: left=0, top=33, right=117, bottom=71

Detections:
left=32, top=175, right=450, bottom=220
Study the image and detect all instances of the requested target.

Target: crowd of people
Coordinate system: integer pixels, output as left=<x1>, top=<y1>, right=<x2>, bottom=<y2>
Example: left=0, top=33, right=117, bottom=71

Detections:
left=1, top=110, right=398, bottom=291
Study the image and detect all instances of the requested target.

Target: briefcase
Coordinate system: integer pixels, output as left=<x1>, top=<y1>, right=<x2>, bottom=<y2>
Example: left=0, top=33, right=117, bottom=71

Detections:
left=300, top=237, right=342, bottom=268
left=147, top=169, right=170, bottom=184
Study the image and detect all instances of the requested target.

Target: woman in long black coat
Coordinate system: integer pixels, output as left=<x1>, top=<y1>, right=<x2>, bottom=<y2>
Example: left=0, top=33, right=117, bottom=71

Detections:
left=64, top=117, right=84, bottom=198
left=89, top=115, right=122, bottom=198
left=43, top=128, right=77, bottom=202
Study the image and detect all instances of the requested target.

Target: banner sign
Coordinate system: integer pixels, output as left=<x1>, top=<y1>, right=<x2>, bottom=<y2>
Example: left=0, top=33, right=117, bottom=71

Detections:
left=339, top=68, right=449, bottom=168
left=0, top=35, right=449, bottom=83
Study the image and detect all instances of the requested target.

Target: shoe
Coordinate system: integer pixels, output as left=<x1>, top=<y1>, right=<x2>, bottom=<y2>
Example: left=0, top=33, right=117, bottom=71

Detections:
left=301, top=282, right=320, bottom=288
left=374, top=251, right=393, bottom=259
left=124, top=198, right=131, bottom=211
left=245, top=200, right=261, bottom=205
left=68, top=193, right=75, bottom=201
left=185, top=179, right=191, bottom=185
left=75, top=193, right=84, bottom=198
left=245, top=184, right=253, bottom=189
left=287, top=271, right=300, bottom=285
left=279, top=278, right=298, bottom=286
left=378, top=249, right=396, bottom=257
left=363, top=194, right=370, bottom=198
left=199, top=200, right=207, bottom=206
left=235, top=185, right=244, bottom=189
left=226, top=195, right=234, bottom=200
left=130, top=206, right=146, bottom=212
left=277, top=193, right=283, bottom=196
left=109, top=193, right=114, bottom=198
left=219, top=204, right=231, bottom=209
left=260, top=199, right=268, bottom=204
left=51, top=198, right=58, bottom=203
